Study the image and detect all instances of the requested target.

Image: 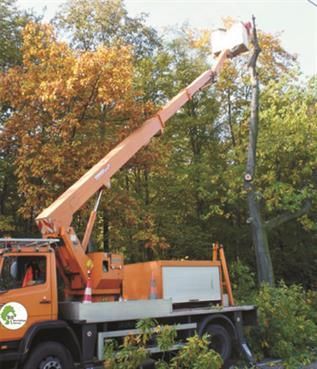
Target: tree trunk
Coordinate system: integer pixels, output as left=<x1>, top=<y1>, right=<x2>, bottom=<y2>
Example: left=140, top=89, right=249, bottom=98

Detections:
left=247, top=191, right=274, bottom=285
left=245, top=16, right=274, bottom=286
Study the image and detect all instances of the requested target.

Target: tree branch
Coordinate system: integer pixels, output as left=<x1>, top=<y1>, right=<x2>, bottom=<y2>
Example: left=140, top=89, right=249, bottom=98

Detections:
left=265, top=199, right=312, bottom=231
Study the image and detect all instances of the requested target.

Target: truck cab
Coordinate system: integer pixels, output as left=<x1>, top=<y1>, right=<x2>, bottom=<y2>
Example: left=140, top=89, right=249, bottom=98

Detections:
left=0, top=239, right=72, bottom=369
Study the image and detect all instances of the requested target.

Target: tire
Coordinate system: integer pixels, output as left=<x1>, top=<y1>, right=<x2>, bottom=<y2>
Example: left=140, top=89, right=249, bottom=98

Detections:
left=203, top=324, right=232, bottom=364
left=23, top=341, right=73, bottom=369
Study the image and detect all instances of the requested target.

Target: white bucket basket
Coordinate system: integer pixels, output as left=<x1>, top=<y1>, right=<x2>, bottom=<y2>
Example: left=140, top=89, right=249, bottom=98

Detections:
left=212, top=22, right=250, bottom=58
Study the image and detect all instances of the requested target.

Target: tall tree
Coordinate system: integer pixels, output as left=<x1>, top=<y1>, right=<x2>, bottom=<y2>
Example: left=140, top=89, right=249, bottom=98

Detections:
left=254, top=76, right=317, bottom=284
left=244, top=18, right=274, bottom=285
left=0, top=0, right=38, bottom=71
left=235, top=24, right=314, bottom=285
left=0, top=22, right=145, bottom=233
left=52, top=0, right=167, bottom=255
left=54, top=0, right=160, bottom=58
left=0, top=0, right=39, bottom=235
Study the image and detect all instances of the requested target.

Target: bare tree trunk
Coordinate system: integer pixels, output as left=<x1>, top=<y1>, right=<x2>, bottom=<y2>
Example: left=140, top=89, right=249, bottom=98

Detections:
left=244, top=16, right=274, bottom=286
left=247, top=192, right=274, bottom=285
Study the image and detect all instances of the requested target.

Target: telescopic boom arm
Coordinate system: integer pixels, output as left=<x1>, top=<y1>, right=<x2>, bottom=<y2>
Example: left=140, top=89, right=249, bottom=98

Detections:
left=36, top=50, right=229, bottom=236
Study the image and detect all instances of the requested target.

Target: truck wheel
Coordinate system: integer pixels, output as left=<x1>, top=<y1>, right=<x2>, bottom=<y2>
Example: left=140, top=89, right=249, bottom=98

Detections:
left=203, top=324, right=232, bottom=364
left=23, top=341, right=73, bottom=369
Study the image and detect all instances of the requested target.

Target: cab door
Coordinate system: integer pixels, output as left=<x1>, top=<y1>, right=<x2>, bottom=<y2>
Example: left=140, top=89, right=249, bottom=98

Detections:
left=0, top=252, right=55, bottom=342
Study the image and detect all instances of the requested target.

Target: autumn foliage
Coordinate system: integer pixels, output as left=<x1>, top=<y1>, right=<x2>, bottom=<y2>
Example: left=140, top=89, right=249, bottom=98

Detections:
left=0, top=23, right=146, bottom=217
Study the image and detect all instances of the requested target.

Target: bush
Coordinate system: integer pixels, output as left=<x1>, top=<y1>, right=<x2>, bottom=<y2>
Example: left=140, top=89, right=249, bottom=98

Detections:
left=250, top=282, right=317, bottom=368
left=169, top=334, right=223, bottom=369
left=104, top=319, right=222, bottom=369
left=230, top=259, right=256, bottom=304
left=104, top=338, right=148, bottom=369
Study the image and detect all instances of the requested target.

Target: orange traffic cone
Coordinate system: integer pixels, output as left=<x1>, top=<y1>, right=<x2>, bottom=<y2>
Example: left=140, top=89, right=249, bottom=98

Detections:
left=149, top=272, right=158, bottom=300
left=83, top=270, right=92, bottom=303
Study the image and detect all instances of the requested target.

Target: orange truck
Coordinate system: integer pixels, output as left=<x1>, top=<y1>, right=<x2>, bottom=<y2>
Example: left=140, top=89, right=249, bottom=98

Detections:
left=0, top=22, right=256, bottom=369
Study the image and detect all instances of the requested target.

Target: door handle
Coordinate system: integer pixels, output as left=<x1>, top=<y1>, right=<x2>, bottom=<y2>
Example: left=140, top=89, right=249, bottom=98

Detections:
left=40, top=298, right=51, bottom=304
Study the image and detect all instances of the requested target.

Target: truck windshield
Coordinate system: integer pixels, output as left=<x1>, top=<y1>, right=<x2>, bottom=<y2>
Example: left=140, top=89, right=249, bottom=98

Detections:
left=0, top=255, right=46, bottom=292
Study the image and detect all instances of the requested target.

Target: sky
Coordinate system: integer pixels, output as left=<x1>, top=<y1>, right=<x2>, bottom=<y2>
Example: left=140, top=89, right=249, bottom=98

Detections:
left=17, top=0, right=317, bottom=76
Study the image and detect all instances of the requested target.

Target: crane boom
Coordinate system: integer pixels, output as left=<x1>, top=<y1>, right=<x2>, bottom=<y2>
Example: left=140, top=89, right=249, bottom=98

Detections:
left=36, top=50, right=228, bottom=235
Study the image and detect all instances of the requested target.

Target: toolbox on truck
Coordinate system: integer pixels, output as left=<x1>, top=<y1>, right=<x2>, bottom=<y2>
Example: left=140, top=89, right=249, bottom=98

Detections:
left=123, top=260, right=222, bottom=304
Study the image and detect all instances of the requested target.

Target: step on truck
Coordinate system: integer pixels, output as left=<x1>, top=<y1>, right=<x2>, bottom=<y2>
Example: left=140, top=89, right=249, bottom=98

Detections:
left=0, top=21, right=257, bottom=369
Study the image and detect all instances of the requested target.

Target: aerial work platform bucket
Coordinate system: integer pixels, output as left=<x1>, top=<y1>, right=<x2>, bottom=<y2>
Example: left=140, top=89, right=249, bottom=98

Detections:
left=212, top=21, right=251, bottom=58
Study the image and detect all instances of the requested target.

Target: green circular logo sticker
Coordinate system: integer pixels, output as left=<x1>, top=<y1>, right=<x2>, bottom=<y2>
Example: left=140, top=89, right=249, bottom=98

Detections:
left=0, top=302, right=28, bottom=330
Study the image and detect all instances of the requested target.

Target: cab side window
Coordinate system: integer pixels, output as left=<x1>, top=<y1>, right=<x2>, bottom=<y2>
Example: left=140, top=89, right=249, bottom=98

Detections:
left=1, top=256, right=46, bottom=290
